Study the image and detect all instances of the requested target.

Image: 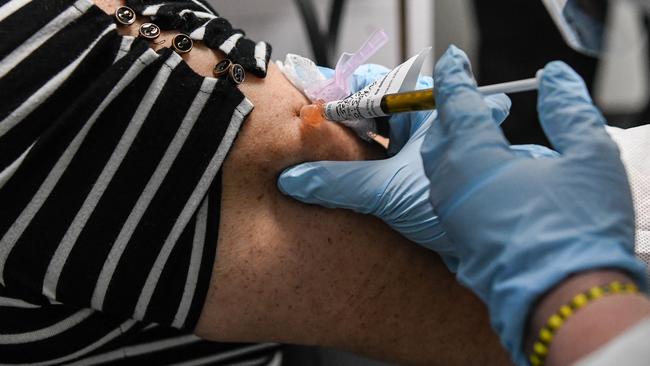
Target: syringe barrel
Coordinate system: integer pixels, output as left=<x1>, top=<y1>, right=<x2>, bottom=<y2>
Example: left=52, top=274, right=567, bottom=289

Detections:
left=381, top=89, right=436, bottom=114
left=319, top=72, right=540, bottom=122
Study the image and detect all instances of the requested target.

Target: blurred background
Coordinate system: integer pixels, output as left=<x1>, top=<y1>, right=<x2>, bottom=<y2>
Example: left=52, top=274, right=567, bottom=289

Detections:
left=210, top=1, right=649, bottom=365
left=214, top=0, right=648, bottom=146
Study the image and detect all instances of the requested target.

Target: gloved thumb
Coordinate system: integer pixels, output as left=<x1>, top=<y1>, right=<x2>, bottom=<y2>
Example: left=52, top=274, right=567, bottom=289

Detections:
left=538, top=61, right=616, bottom=160
left=485, top=93, right=511, bottom=126
left=278, top=160, right=388, bottom=215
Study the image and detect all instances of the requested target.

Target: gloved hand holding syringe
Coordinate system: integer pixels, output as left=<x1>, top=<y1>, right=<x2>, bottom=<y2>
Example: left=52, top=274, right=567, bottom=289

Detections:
left=278, top=29, right=541, bottom=138
left=300, top=70, right=543, bottom=126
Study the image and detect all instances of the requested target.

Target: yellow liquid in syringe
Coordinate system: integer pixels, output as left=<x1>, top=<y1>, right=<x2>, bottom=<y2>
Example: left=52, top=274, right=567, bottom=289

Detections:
left=380, top=89, right=436, bottom=114
left=299, top=89, right=437, bottom=126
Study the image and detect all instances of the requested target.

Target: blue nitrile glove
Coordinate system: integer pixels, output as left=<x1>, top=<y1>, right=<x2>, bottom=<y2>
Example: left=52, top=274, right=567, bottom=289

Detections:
left=279, top=64, right=557, bottom=267
left=421, top=45, right=648, bottom=365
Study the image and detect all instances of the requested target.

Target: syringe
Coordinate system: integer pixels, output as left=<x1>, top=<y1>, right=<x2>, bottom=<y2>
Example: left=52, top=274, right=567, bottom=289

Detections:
left=300, top=70, right=542, bottom=126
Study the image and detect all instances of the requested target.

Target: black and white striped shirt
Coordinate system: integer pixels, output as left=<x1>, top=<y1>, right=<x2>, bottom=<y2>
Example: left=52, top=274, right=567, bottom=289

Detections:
left=0, top=0, right=279, bottom=364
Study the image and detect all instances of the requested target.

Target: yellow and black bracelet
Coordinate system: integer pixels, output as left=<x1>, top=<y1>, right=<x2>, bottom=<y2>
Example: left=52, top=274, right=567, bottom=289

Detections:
left=529, top=281, right=640, bottom=366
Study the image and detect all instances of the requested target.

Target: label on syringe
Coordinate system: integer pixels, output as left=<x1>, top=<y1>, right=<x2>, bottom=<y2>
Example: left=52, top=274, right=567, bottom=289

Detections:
left=323, top=48, right=431, bottom=121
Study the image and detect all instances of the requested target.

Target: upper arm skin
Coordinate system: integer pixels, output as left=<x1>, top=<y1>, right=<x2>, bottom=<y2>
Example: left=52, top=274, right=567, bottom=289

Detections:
left=93, top=2, right=509, bottom=363
left=196, top=64, right=511, bottom=365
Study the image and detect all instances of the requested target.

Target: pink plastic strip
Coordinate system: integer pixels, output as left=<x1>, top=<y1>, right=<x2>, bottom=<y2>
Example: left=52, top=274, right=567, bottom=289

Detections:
left=306, top=29, right=389, bottom=102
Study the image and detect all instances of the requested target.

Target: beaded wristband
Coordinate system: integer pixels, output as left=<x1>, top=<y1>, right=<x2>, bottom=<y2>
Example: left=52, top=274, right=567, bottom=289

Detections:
left=529, top=281, right=640, bottom=366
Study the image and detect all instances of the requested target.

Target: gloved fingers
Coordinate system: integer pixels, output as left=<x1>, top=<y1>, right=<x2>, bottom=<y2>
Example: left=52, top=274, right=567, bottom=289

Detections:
left=351, top=65, right=433, bottom=155
left=319, top=64, right=391, bottom=93
left=484, top=93, right=512, bottom=126
left=386, top=111, right=434, bottom=156
left=349, top=64, right=391, bottom=92
left=322, top=63, right=436, bottom=155
left=537, top=61, right=618, bottom=161
left=440, top=255, right=460, bottom=273
left=420, top=116, right=450, bottom=204
left=433, top=45, right=511, bottom=150
left=277, top=160, right=389, bottom=215
left=387, top=93, right=511, bottom=157
left=385, top=74, right=435, bottom=153
left=317, top=66, right=335, bottom=80
left=509, top=144, right=560, bottom=159
left=422, top=46, right=513, bottom=210
left=319, top=64, right=390, bottom=99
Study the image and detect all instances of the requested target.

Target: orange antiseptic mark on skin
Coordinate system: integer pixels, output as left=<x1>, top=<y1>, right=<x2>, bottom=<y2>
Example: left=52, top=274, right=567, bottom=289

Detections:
left=299, top=101, right=326, bottom=127
left=300, top=99, right=391, bottom=150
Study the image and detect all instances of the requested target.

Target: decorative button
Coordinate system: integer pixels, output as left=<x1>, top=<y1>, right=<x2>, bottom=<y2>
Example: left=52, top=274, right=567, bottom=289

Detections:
left=115, top=6, right=136, bottom=25
left=213, top=59, right=232, bottom=78
left=230, top=63, right=245, bottom=84
left=172, top=34, right=193, bottom=54
left=139, top=23, right=161, bottom=39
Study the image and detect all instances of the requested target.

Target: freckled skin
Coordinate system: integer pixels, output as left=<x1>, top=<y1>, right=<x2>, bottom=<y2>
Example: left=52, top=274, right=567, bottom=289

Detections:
left=95, top=1, right=511, bottom=365
left=207, top=65, right=510, bottom=365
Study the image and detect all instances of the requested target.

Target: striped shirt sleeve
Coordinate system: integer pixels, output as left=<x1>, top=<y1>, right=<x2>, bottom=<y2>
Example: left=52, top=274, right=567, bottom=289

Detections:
left=125, top=0, right=271, bottom=77
left=0, top=0, right=257, bottom=332
left=0, top=286, right=282, bottom=365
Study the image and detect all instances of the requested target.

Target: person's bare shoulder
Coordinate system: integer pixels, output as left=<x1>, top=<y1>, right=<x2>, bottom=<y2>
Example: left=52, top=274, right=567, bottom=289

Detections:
left=198, top=64, right=511, bottom=365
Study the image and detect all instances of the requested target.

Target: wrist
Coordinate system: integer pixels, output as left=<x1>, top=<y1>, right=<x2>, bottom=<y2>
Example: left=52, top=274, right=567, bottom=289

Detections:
left=528, top=270, right=633, bottom=339
left=527, top=270, right=650, bottom=366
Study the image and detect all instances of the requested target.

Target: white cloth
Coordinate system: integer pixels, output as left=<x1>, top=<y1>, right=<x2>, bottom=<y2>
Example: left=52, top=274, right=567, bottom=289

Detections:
left=573, top=317, right=650, bottom=366
left=607, top=125, right=650, bottom=282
